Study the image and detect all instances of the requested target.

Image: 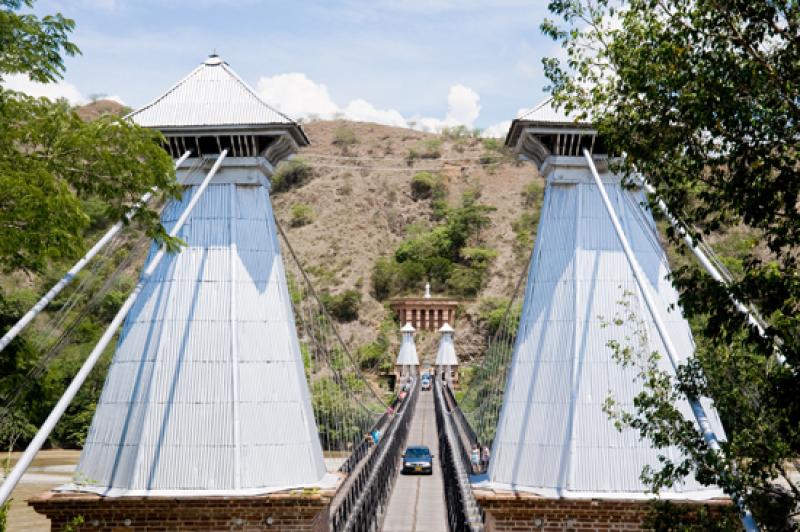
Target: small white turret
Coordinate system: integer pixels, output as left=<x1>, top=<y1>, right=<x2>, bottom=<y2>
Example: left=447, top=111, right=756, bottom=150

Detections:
left=396, top=323, right=420, bottom=378
left=435, top=323, right=459, bottom=383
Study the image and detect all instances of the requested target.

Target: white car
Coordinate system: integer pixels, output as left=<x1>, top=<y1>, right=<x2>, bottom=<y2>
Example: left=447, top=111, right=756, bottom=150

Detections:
left=421, top=378, right=431, bottom=391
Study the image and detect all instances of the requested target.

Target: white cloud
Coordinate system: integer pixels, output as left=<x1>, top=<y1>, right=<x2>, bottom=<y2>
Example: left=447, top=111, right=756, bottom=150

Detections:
left=2, top=74, right=86, bottom=104
left=482, top=104, right=543, bottom=138
left=258, top=72, right=487, bottom=132
left=257, top=72, right=339, bottom=120
left=343, top=99, right=407, bottom=127
left=445, top=84, right=481, bottom=127
left=102, top=95, right=127, bottom=105
left=482, top=120, right=511, bottom=138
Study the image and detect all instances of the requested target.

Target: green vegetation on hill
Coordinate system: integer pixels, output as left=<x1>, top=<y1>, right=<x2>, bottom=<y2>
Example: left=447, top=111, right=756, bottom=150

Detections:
left=371, top=190, right=496, bottom=300
left=270, top=158, right=313, bottom=193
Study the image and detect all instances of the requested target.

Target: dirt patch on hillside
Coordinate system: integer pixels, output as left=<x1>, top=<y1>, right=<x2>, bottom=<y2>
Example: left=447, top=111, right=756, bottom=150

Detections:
left=272, top=120, right=543, bottom=364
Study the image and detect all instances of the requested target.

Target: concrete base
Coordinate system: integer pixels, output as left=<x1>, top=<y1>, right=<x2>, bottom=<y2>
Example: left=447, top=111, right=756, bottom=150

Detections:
left=474, top=489, right=731, bottom=531
left=29, top=489, right=333, bottom=531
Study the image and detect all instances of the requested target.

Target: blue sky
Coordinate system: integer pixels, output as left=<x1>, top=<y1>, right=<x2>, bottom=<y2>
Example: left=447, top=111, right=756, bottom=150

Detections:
left=10, top=0, right=560, bottom=135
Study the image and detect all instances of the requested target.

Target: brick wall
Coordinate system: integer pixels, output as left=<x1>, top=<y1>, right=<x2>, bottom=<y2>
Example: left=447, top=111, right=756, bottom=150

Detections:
left=29, top=490, right=333, bottom=532
left=474, top=490, right=732, bottom=532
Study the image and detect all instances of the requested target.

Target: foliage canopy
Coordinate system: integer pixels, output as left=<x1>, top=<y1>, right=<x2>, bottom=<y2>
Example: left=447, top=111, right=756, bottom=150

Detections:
left=543, top=0, right=800, bottom=526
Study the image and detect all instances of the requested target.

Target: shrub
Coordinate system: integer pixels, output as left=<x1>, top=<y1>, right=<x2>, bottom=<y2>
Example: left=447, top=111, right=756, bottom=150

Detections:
left=481, top=138, right=503, bottom=152
left=271, top=158, right=313, bottom=193
left=332, top=125, right=358, bottom=147
left=460, top=246, right=497, bottom=269
left=410, top=171, right=447, bottom=201
left=431, top=198, right=449, bottom=220
left=478, top=297, right=511, bottom=336
left=290, top=203, right=314, bottom=227
left=521, top=180, right=543, bottom=207
left=410, top=172, right=434, bottom=200
left=407, top=138, right=442, bottom=163
left=371, top=258, right=396, bottom=300
left=371, top=192, right=496, bottom=300
left=446, top=265, right=484, bottom=297
left=441, top=125, right=473, bottom=140
left=512, top=211, right=537, bottom=255
left=357, top=317, right=395, bottom=371
left=479, top=153, right=501, bottom=165
left=478, top=297, right=523, bottom=338
left=320, top=289, right=361, bottom=322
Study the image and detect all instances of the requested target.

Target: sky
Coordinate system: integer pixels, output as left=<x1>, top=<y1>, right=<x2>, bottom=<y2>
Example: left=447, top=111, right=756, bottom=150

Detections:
left=5, top=0, right=562, bottom=136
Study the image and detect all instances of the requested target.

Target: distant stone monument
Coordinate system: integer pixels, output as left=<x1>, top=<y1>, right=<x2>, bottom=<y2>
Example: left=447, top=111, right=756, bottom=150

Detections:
left=389, top=284, right=459, bottom=331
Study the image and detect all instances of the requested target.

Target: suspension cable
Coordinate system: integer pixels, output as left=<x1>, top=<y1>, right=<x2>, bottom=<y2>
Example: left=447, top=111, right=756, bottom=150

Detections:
left=584, top=149, right=759, bottom=532
left=0, top=151, right=226, bottom=506
left=275, top=218, right=387, bottom=409
left=0, top=151, right=192, bottom=354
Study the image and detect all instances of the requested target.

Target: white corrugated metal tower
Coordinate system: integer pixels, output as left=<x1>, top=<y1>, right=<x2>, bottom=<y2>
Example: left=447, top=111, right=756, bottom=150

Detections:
left=70, top=55, right=330, bottom=496
left=396, top=323, right=420, bottom=376
left=435, top=323, right=458, bottom=367
left=487, top=99, right=725, bottom=500
left=435, top=323, right=458, bottom=383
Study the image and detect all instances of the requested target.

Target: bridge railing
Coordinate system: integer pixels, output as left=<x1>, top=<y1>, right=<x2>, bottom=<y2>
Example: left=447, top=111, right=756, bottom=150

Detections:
left=434, top=378, right=484, bottom=532
left=338, top=392, right=404, bottom=475
left=331, top=377, right=419, bottom=532
left=442, top=384, right=479, bottom=467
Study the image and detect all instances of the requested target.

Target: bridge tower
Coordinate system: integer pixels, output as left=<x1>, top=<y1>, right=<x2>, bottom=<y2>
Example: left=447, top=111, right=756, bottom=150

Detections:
left=396, top=323, right=420, bottom=379
left=473, top=100, right=731, bottom=529
left=31, top=55, right=336, bottom=531
left=435, top=323, right=459, bottom=383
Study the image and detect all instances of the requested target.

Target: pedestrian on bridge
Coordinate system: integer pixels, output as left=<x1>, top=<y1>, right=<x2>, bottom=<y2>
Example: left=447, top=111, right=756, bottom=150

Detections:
left=481, top=445, right=490, bottom=472
left=470, top=445, right=480, bottom=473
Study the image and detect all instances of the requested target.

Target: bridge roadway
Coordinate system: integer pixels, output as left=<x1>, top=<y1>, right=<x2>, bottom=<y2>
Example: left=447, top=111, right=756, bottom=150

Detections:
left=381, top=387, right=448, bottom=532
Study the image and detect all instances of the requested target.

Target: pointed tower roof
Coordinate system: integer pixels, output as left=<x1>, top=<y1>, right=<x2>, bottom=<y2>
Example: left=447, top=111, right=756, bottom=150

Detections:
left=484, top=161, right=725, bottom=499
left=127, top=54, right=308, bottom=150
left=435, top=324, right=458, bottom=366
left=130, top=54, right=290, bottom=127
left=396, top=323, right=419, bottom=366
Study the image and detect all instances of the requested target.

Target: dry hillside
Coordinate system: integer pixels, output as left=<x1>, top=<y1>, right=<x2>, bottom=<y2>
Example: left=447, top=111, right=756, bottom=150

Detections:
left=271, top=120, right=543, bottom=367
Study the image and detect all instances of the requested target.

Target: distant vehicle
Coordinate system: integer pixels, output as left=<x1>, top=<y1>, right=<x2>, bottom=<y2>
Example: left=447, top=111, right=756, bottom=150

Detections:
left=421, top=378, right=431, bottom=391
left=402, top=445, right=433, bottom=475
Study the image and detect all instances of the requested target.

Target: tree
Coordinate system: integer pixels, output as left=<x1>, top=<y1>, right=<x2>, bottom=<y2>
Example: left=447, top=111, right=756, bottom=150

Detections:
left=542, top=0, right=799, bottom=527
left=0, top=0, right=178, bottom=273
left=0, top=0, right=179, bottom=454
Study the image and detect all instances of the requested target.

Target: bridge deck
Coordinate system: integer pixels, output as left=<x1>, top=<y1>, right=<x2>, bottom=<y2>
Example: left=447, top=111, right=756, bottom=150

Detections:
left=381, top=388, right=448, bottom=532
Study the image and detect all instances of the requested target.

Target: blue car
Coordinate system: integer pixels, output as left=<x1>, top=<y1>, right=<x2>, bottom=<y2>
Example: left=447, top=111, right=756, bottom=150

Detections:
left=402, top=445, right=433, bottom=475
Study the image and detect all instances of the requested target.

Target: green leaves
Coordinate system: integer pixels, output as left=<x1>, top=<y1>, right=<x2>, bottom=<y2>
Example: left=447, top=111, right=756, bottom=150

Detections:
left=0, top=2, right=79, bottom=83
left=544, top=0, right=800, bottom=524
left=0, top=91, right=177, bottom=271
left=371, top=192, right=496, bottom=299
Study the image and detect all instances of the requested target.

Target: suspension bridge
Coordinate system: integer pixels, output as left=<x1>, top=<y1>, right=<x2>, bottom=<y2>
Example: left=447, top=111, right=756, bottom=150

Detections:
left=0, top=56, right=770, bottom=531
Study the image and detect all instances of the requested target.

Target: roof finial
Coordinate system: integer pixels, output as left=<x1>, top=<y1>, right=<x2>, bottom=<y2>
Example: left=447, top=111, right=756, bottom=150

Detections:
left=204, top=52, right=223, bottom=66
left=424, top=282, right=431, bottom=299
